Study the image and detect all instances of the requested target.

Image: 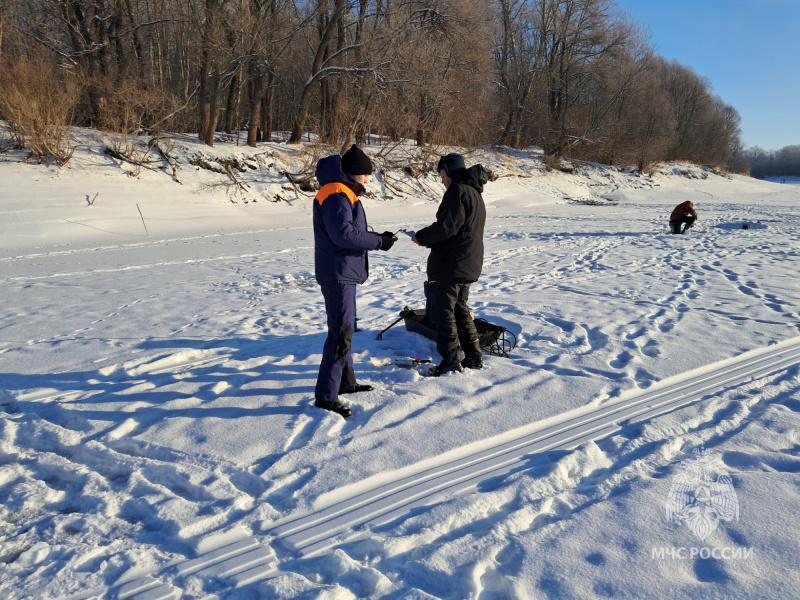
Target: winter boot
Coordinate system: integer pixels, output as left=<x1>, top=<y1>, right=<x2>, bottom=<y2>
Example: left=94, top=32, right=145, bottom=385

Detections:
left=461, top=355, right=484, bottom=370
left=431, top=362, right=464, bottom=377
left=459, top=334, right=484, bottom=370
left=314, top=399, right=353, bottom=418
left=339, top=383, right=374, bottom=394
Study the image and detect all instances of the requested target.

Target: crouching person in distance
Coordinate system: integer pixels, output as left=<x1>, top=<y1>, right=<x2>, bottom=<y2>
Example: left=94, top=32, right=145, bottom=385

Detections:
left=669, top=200, right=698, bottom=234
left=412, top=153, right=488, bottom=376
left=313, top=145, right=396, bottom=417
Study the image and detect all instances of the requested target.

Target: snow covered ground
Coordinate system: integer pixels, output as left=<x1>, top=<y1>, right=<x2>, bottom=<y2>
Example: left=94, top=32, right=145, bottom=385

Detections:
left=764, top=175, right=800, bottom=185
left=2, top=131, right=800, bottom=599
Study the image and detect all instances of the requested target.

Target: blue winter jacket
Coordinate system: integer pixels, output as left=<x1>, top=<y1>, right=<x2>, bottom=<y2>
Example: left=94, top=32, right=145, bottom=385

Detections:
left=313, top=154, right=383, bottom=285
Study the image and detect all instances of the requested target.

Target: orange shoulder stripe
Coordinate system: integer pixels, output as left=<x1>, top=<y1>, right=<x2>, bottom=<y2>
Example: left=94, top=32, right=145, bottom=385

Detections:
left=316, top=182, right=358, bottom=205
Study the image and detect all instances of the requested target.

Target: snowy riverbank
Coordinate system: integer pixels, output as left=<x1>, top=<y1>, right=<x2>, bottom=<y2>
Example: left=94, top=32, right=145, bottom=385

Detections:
left=2, top=133, right=799, bottom=599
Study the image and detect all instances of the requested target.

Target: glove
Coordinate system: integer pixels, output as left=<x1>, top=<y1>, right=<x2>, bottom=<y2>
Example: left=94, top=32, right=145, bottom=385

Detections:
left=379, top=231, right=396, bottom=251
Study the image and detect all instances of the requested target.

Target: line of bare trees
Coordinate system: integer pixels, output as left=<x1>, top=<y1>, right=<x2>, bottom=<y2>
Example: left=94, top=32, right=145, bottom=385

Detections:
left=742, top=145, right=800, bottom=179
left=0, top=0, right=743, bottom=171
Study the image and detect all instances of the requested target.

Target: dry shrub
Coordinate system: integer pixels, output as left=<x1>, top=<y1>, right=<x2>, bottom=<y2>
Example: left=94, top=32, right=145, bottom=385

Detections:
left=543, top=153, right=561, bottom=172
left=501, top=153, right=517, bottom=169
left=0, top=57, right=80, bottom=165
left=96, top=79, right=184, bottom=171
left=642, top=161, right=660, bottom=177
left=283, top=143, right=324, bottom=191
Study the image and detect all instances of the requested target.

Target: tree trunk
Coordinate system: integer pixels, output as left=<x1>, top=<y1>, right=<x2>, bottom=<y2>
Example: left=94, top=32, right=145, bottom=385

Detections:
left=199, top=52, right=212, bottom=141
left=290, top=84, right=315, bottom=144
left=225, top=71, right=240, bottom=134
left=247, top=64, right=263, bottom=147
left=122, top=0, right=145, bottom=74
left=289, top=0, right=345, bottom=143
left=203, top=69, right=221, bottom=146
left=261, top=70, right=275, bottom=142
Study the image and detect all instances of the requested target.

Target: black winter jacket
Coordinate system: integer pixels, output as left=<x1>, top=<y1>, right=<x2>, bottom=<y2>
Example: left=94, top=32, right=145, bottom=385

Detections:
left=415, top=165, right=487, bottom=282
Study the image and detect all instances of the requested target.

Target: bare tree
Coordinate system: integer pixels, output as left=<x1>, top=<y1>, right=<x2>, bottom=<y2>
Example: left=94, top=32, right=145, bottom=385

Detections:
left=661, top=59, right=708, bottom=160
left=382, top=0, right=494, bottom=147
left=243, top=0, right=289, bottom=146
left=494, top=0, right=542, bottom=147
left=195, top=0, right=231, bottom=146
left=621, top=58, right=675, bottom=171
left=532, top=0, right=634, bottom=157
left=0, top=0, right=10, bottom=59
left=289, top=0, right=352, bottom=143
left=2, top=0, right=742, bottom=168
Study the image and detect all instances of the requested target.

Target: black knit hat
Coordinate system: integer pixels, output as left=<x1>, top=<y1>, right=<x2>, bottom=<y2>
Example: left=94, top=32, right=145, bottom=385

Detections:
left=341, top=145, right=373, bottom=175
left=437, top=153, right=466, bottom=176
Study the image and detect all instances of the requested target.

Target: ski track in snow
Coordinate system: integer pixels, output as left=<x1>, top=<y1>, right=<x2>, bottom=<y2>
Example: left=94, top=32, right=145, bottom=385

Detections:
left=2, top=148, right=800, bottom=598
left=268, top=337, right=800, bottom=555
left=4, top=338, right=800, bottom=599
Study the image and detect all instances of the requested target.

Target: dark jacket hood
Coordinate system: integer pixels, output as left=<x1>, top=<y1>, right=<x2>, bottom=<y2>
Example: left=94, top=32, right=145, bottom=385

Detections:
left=316, top=154, right=364, bottom=195
left=453, top=164, right=488, bottom=194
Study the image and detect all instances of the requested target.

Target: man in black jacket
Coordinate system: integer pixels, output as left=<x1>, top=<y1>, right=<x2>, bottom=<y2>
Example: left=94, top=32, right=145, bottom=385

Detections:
left=413, top=153, right=488, bottom=375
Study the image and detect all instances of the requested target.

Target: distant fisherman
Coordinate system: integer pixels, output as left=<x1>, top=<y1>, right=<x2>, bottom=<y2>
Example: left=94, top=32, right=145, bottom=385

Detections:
left=669, top=201, right=698, bottom=234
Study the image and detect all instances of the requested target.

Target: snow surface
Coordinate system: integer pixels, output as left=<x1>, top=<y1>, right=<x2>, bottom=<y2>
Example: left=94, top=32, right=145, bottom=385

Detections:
left=764, top=176, right=800, bottom=185
left=2, top=130, right=800, bottom=599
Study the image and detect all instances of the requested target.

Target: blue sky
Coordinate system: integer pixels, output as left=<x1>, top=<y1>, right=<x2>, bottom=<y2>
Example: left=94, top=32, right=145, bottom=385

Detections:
left=615, top=0, right=800, bottom=151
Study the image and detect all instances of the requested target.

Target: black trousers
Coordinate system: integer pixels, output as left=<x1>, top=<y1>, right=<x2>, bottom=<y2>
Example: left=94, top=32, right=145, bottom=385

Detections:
left=670, top=216, right=696, bottom=233
left=315, top=283, right=357, bottom=403
left=429, top=280, right=481, bottom=367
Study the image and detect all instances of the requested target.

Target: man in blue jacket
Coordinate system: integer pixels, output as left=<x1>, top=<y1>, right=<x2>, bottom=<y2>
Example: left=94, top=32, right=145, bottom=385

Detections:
left=313, top=145, right=395, bottom=417
left=413, top=153, right=487, bottom=376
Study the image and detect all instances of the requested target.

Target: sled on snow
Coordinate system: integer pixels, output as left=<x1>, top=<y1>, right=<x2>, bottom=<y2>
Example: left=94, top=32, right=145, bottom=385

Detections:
left=376, top=306, right=517, bottom=358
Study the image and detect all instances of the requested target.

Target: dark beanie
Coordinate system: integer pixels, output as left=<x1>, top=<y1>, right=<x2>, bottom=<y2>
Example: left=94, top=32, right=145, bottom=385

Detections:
left=437, top=153, right=466, bottom=176
left=341, top=145, right=373, bottom=175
